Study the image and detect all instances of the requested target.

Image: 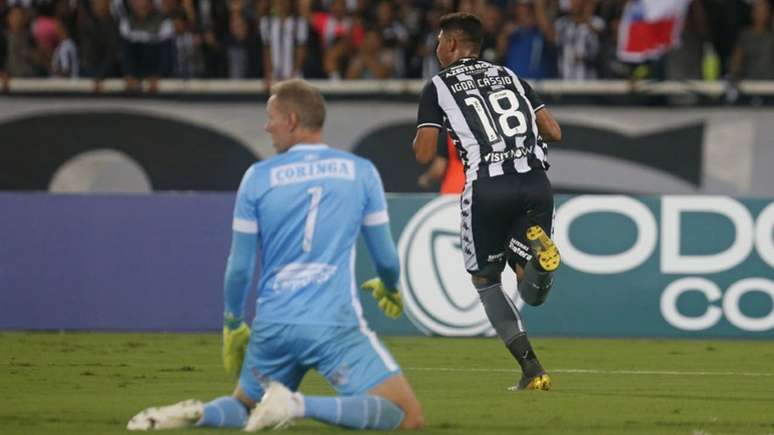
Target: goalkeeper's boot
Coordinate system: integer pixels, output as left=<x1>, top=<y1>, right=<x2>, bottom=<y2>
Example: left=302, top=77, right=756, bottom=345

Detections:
left=127, top=399, right=204, bottom=431
left=526, top=225, right=560, bottom=272
left=244, top=382, right=301, bottom=431
left=508, top=372, right=552, bottom=391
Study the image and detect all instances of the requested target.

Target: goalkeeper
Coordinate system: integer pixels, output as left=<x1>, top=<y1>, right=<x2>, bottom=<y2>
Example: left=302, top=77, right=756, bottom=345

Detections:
left=128, top=80, right=423, bottom=431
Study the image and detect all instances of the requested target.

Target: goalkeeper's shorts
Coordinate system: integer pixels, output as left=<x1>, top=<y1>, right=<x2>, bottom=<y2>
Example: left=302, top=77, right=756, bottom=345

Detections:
left=238, top=322, right=401, bottom=401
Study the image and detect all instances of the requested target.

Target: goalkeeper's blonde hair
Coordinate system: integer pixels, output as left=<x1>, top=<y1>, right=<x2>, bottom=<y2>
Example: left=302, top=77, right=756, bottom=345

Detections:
left=270, top=79, right=326, bottom=130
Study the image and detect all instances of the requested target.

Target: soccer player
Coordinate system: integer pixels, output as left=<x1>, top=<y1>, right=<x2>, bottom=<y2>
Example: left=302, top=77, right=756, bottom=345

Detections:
left=412, top=12, right=562, bottom=391
left=127, top=79, right=424, bottom=431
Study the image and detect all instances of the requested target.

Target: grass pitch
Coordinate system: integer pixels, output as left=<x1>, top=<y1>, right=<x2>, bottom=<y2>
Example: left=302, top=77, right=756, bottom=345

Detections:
left=2, top=332, right=774, bottom=435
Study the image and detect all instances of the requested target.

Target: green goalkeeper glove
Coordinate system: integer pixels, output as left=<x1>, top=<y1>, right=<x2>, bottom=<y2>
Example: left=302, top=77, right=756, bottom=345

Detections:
left=222, top=322, right=250, bottom=377
left=361, top=278, right=403, bottom=319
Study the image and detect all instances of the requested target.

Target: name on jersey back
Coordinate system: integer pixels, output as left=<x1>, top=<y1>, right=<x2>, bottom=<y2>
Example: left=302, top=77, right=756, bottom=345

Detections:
left=449, top=75, right=513, bottom=93
left=270, top=158, right=355, bottom=187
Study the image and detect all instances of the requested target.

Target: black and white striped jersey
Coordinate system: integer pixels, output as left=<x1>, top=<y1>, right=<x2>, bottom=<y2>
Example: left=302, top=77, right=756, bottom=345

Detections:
left=259, top=15, right=309, bottom=80
left=417, top=57, right=549, bottom=183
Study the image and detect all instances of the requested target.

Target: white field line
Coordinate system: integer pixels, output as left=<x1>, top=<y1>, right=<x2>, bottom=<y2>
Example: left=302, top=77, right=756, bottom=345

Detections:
left=404, top=367, right=774, bottom=377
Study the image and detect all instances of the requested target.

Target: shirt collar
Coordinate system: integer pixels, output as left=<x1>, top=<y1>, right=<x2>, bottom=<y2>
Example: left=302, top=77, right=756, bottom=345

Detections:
left=449, top=56, right=478, bottom=67
left=441, top=56, right=479, bottom=73
left=288, top=144, right=329, bottom=152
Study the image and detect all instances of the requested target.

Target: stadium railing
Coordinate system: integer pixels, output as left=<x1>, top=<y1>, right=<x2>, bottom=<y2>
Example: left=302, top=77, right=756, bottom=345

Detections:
left=6, top=78, right=774, bottom=98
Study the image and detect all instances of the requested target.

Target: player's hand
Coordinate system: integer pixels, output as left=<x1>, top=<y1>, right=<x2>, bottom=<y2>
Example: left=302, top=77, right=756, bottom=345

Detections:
left=361, top=278, right=403, bottom=319
left=222, top=322, right=250, bottom=377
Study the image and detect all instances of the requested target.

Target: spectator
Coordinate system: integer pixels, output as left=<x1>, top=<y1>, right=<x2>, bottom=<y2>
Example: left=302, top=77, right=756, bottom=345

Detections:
left=0, top=0, right=7, bottom=90
left=178, top=0, right=196, bottom=24
left=226, top=11, right=259, bottom=78
left=594, top=0, right=628, bottom=79
left=415, top=6, right=441, bottom=79
left=259, top=0, right=307, bottom=86
left=352, top=0, right=373, bottom=23
left=665, top=0, right=709, bottom=80
left=395, top=0, right=422, bottom=77
left=396, top=0, right=422, bottom=37
left=729, top=0, right=774, bottom=81
left=311, top=0, right=363, bottom=49
left=195, top=0, right=229, bottom=78
left=5, top=6, right=42, bottom=77
left=117, top=0, right=174, bottom=92
left=596, top=13, right=629, bottom=79
left=77, top=0, right=120, bottom=92
left=171, top=9, right=200, bottom=78
left=322, top=34, right=348, bottom=79
left=705, top=0, right=750, bottom=78
left=502, top=0, right=556, bottom=79
left=50, top=16, right=77, bottom=77
left=536, top=0, right=604, bottom=80
left=345, top=28, right=393, bottom=79
left=457, top=0, right=486, bottom=16
left=0, top=37, right=6, bottom=93
left=158, top=0, right=178, bottom=17
left=479, top=3, right=501, bottom=63
left=373, top=1, right=407, bottom=76
left=31, top=3, right=58, bottom=65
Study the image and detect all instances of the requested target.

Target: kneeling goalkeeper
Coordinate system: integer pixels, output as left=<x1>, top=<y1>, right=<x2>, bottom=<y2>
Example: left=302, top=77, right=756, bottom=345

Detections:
left=127, top=79, right=424, bottom=431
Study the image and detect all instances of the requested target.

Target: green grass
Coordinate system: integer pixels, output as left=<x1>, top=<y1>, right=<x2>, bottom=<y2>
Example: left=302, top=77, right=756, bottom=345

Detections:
left=2, top=332, right=774, bottom=434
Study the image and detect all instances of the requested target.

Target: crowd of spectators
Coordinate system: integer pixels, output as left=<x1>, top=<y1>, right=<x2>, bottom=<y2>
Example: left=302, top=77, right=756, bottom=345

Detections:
left=0, top=0, right=772, bottom=93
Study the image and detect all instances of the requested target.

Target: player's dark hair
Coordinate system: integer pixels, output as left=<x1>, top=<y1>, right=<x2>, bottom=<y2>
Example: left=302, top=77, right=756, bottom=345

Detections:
left=271, top=79, right=326, bottom=130
left=439, top=12, right=483, bottom=52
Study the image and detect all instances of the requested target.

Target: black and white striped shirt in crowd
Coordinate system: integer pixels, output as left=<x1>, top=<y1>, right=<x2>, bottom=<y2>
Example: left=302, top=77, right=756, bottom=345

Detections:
left=417, top=57, right=548, bottom=184
left=52, top=38, right=79, bottom=78
left=554, top=15, right=605, bottom=80
left=259, top=15, right=309, bottom=81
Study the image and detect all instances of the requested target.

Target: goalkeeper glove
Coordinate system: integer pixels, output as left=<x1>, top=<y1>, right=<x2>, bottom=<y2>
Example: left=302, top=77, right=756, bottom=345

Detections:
left=361, top=278, right=403, bottom=319
left=222, top=321, right=250, bottom=377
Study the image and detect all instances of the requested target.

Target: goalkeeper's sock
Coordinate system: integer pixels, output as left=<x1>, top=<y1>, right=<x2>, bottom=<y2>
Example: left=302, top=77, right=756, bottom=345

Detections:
left=196, top=396, right=249, bottom=428
left=303, top=395, right=405, bottom=430
left=507, top=333, right=544, bottom=378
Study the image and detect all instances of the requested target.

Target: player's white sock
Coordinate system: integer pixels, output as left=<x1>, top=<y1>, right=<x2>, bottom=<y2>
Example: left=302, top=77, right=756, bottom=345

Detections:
left=303, top=395, right=404, bottom=430
left=196, top=396, right=248, bottom=428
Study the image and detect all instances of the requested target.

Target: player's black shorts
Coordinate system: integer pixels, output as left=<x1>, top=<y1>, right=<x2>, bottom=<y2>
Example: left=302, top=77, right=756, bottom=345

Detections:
left=460, top=169, right=554, bottom=277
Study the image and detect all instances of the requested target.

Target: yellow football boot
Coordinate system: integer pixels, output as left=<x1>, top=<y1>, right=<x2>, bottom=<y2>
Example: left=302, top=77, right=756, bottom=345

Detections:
left=526, top=225, right=560, bottom=272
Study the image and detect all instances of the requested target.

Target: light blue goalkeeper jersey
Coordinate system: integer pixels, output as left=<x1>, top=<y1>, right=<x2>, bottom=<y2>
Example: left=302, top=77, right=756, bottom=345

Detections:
left=232, top=144, right=390, bottom=326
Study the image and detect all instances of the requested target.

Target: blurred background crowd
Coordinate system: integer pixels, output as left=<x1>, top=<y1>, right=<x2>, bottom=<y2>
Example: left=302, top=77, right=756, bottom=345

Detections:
left=0, top=0, right=772, bottom=92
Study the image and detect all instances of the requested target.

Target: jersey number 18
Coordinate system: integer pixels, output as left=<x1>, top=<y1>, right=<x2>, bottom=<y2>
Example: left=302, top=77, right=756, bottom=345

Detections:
left=464, top=89, right=527, bottom=143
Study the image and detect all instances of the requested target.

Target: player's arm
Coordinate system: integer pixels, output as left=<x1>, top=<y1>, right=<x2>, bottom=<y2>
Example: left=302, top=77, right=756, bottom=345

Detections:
left=361, top=222, right=402, bottom=319
left=221, top=230, right=256, bottom=378
left=536, top=108, right=561, bottom=142
left=413, top=81, right=444, bottom=164
left=413, top=127, right=440, bottom=164
left=222, top=167, right=260, bottom=377
left=360, top=164, right=403, bottom=319
left=362, top=224, right=400, bottom=291
left=418, top=156, right=448, bottom=189
left=520, top=77, right=562, bottom=142
left=418, top=134, right=450, bottom=188
left=223, top=230, right=257, bottom=329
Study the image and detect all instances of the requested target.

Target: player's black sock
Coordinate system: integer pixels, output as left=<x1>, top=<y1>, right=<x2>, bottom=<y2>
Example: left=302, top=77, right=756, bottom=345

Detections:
left=507, top=333, right=544, bottom=378
left=517, top=261, right=554, bottom=306
left=475, top=282, right=543, bottom=377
